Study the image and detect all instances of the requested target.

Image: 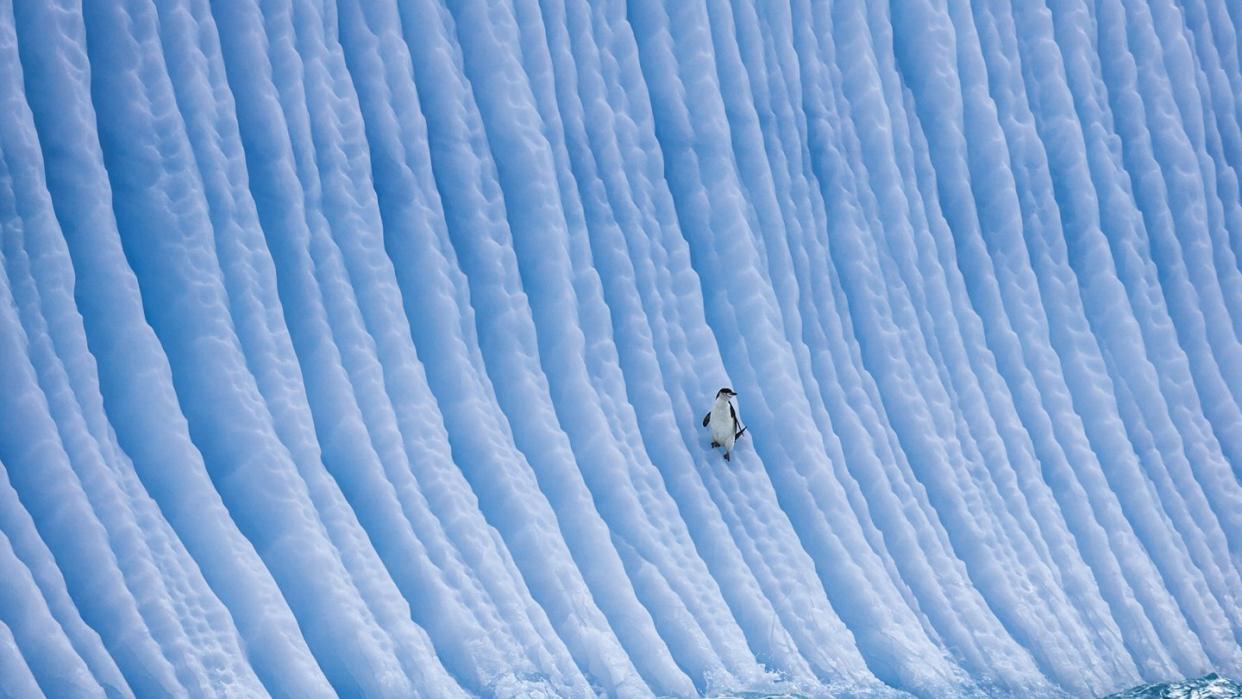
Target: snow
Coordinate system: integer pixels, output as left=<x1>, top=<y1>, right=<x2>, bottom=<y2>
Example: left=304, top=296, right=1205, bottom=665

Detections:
left=0, top=0, right=1239, bottom=696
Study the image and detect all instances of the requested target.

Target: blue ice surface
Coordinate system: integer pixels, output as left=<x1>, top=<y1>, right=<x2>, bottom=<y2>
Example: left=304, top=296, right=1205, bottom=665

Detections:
left=0, top=0, right=1239, bottom=697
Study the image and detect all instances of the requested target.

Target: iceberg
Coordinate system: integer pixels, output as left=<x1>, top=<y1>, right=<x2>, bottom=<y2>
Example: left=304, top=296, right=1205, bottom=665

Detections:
left=0, top=0, right=1238, bottom=696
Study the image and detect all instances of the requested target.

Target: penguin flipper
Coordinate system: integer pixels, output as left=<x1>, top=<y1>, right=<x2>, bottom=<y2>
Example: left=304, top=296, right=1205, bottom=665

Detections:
left=735, top=426, right=747, bottom=439
left=702, top=412, right=711, bottom=427
left=730, top=404, right=744, bottom=438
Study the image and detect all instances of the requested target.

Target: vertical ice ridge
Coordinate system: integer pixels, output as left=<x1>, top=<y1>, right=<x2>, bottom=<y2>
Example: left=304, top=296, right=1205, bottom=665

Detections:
left=430, top=2, right=696, bottom=694
left=1165, top=0, right=1242, bottom=342
left=5, top=217, right=239, bottom=698
left=0, top=19, right=135, bottom=696
left=804, top=7, right=1082, bottom=689
left=0, top=469, right=107, bottom=699
left=894, top=8, right=1137, bottom=685
left=84, top=0, right=420, bottom=693
left=10, top=0, right=334, bottom=693
left=0, top=620, right=47, bottom=699
left=0, top=243, right=185, bottom=696
left=723, top=1, right=1030, bottom=687
left=971, top=0, right=1214, bottom=677
left=157, top=0, right=472, bottom=693
left=783, top=4, right=978, bottom=678
left=979, top=1, right=1206, bottom=685
left=1, top=23, right=268, bottom=687
left=0, top=454, right=129, bottom=697
left=0, top=43, right=203, bottom=691
left=272, top=0, right=565, bottom=690
left=390, top=1, right=656, bottom=694
left=334, top=2, right=601, bottom=694
left=894, top=0, right=1162, bottom=685
left=1000, top=0, right=1239, bottom=671
left=509, top=0, right=770, bottom=689
left=558, top=3, right=858, bottom=686
left=1123, top=0, right=1242, bottom=425
left=1093, top=0, right=1242, bottom=558
left=1045, top=0, right=1242, bottom=643
left=629, top=1, right=980, bottom=693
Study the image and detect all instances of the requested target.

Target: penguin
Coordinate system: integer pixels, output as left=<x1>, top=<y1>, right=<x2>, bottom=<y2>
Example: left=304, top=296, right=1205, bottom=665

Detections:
left=702, top=387, right=746, bottom=461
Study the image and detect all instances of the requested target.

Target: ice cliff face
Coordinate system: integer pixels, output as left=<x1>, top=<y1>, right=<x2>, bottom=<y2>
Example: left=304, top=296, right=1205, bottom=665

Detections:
left=0, top=0, right=1239, bottom=696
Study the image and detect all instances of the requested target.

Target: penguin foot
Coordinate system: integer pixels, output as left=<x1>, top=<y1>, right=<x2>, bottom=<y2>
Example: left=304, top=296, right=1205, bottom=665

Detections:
left=711, top=440, right=720, bottom=448
left=724, top=452, right=731, bottom=462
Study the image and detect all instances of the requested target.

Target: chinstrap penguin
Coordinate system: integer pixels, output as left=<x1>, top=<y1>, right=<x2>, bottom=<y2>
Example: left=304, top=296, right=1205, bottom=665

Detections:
left=702, top=387, right=746, bottom=461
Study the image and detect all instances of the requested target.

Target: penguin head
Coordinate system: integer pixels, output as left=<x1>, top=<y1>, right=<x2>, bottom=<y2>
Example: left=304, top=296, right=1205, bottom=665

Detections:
left=716, top=387, right=737, bottom=400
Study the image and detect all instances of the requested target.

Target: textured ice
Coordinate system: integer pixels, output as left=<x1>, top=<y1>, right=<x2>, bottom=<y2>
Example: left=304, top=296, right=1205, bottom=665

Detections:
left=0, top=0, right=1239, bottom=697
left=1105, top=673, right=1242, bottom=698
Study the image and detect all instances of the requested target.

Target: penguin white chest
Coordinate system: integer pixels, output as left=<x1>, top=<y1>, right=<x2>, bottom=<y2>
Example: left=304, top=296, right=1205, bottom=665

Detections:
left=709, top=401, right=736, bottom=450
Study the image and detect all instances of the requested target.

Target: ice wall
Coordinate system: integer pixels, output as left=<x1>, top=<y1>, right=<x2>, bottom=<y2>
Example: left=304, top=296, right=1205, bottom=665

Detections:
left=0, top=0, right=1239, bottom=696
